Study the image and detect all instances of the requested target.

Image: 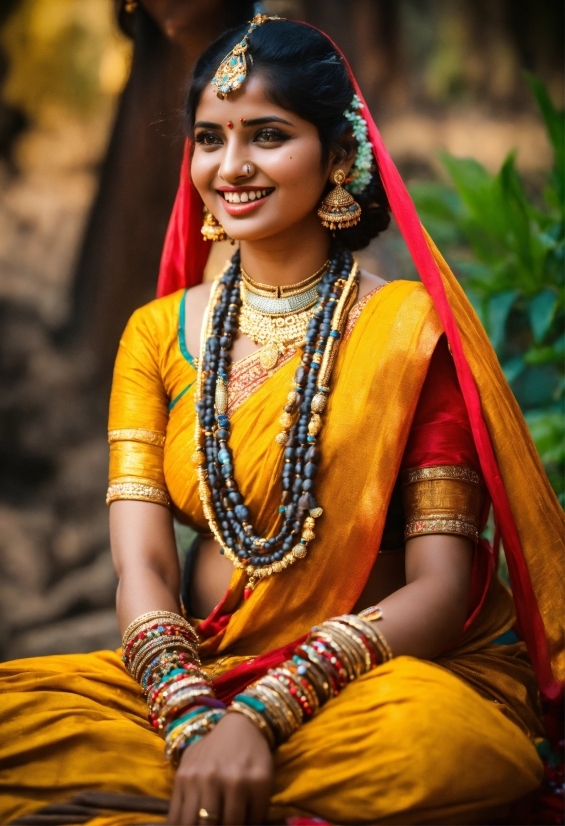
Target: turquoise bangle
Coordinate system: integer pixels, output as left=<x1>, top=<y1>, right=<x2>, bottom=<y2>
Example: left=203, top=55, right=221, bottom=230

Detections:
left=164, top=705, right=208, bottom=736
left=234, top=693, right=266, bottom=714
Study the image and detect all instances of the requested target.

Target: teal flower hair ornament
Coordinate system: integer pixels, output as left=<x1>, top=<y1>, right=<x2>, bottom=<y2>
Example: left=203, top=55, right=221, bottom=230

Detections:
left=343, top=95, right=374, bottom=195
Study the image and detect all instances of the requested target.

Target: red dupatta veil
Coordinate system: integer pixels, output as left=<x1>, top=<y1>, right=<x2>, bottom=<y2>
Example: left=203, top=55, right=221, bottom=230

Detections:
left=155, top=24, right=563, bottom=703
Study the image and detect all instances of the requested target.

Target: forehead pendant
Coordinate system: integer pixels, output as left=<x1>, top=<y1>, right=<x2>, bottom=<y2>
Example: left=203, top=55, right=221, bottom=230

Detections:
left=211, top=14, right=281, bottom=99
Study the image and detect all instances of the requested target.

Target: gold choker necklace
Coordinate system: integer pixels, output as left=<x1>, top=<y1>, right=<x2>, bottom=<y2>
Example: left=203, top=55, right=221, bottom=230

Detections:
left=240, top=260, right=329, bottom=299
left=239, top=261, right=329, bottom=370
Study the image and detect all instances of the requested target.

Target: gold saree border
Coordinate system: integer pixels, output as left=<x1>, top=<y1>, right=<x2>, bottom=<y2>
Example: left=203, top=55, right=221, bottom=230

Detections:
left=106, top=480, right=171, bottom=507
left=108, top=428, right=166, bottom=447
left=226, top=283, right=388, bottom=417
left=402, top=465, right=481, bottom=486
left=227, top=348, right=298, bottom=417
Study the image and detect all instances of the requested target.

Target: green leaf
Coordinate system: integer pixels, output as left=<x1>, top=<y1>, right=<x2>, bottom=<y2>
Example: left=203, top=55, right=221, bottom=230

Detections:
left=528, top=289, right=559, bottom=343
left=409, top=181, right=462, bottom=221
left=525, top=73, right=565, bottom=181
left=524, top=408, right=565, bottom=465
left=487, top=290, right=518, bottom=351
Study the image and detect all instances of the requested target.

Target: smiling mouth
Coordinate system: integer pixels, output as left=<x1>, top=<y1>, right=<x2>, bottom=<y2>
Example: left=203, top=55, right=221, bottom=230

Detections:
left=219, top=188, right=274, bottom=204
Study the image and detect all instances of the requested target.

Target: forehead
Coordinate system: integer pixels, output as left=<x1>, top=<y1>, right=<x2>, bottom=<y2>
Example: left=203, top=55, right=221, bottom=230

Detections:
left=195, top=73, right=310, bottom=129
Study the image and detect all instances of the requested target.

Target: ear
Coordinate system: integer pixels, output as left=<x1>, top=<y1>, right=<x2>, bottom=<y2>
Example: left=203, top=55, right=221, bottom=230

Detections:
left=326, top=135, right=357, bottom=184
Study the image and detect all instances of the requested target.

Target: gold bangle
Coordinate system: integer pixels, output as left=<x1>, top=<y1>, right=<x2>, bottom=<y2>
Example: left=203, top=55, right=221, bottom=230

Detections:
left=253, top=684, right=299, bottom=740
left=129, top=635, right=198, bottom=673
left=157, top=687, right=215, bottom=724
left=313, top=629, right=361, bottom=681
left=323, top=622, right=371, bottom=674
left=131, top=639, right=200, bottom=681
left=127, top=635, right=200, bottom=671
left=261, top=675, right=303, bottom=726
left=228, top=703, right=276, bottom=749
left=122, top=611, right=198, bottom=646
left=357, top=605, right=383, bottom=622
left=370, top=625, right=393, bottom=662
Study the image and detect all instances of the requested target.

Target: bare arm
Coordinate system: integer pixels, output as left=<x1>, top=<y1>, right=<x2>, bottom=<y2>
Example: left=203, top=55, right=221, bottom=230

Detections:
left=110, top=499, right=181, bottom=634
left=376, top=533, right=474, bottom=659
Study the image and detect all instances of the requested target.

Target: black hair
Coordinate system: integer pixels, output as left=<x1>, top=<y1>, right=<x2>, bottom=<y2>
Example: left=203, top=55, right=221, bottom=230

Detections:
left=185, top=19, right=390, bottom=250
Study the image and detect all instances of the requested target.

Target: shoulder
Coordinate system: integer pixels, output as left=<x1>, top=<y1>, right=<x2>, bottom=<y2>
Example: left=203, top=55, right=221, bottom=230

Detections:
left=358, top=270, right=434, bottom=313
left=124, top=289, right=186, bottom=338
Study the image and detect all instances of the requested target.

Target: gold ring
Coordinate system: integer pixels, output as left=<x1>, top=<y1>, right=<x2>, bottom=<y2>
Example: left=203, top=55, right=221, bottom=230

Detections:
left=198, top=808, right=219, bottom=824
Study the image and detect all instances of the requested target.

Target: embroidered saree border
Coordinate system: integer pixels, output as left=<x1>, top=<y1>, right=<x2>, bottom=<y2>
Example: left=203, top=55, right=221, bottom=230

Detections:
left=402, top=465, right=481, bottom=486
left=402, top=465, right=483, bottom=542
left=227, top=348, right=297, bottom=417
left=226, top=283, right=388, bottom=416
left=108, top=428, right=166, bottom=447
left=342, top=284, right=385, bottom=341
left=106, top=480, right=171, bottom=507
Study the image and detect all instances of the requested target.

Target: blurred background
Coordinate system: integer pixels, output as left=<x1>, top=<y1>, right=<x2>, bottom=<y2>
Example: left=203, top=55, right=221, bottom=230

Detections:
left=0, top=0, right=562, bottom=660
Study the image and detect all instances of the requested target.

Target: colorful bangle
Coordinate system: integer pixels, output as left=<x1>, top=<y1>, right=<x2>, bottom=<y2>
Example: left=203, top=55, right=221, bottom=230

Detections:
left=227, top=611, right=393, bottom=749
left=121, top=611, right=225, bottom=766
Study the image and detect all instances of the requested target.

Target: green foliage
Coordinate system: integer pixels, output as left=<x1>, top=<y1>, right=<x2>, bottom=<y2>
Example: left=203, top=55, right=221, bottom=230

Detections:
left=410, top=77, right=564, bottom=503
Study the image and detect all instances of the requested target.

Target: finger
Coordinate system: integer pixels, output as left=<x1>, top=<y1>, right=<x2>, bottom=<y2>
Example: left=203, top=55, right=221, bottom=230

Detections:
left=188, top=775, right=221, bottom=826
left=247, top=780, right=272, bottom=825
left=171, top=757, right=201, bottom=825
left=222, top=781, right=247, bottom=826
left=167, top=775, right=183, bottom=825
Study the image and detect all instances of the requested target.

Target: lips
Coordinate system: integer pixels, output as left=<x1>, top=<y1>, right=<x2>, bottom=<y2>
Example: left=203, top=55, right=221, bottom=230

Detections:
left=218, top=187, right=274, bottom=216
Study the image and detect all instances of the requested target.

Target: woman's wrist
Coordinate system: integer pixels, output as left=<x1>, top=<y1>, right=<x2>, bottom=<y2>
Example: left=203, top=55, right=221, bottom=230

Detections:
left=227, top=608, right=392, bottom=749
left=121, top=610, right=226, bottom=766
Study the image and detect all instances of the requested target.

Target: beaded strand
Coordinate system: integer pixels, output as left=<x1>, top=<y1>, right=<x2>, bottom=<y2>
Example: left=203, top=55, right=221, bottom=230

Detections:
left=192, top=248, right=359, bottom=594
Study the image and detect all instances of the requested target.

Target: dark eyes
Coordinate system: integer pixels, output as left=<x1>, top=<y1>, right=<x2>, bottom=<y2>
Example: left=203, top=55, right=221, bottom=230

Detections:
left=194, top=127, right=290, bottom=148
left=194, top=131, right=223, bottom=146
left=255, top=128, right=290, bottom=144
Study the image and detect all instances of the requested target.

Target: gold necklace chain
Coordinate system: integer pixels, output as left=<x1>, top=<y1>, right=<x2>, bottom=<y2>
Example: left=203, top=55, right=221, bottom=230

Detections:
left=240, top=260, right=329, bottom=298
left=238, top=261, right=329, bottom=370
left=239, top=288, right=318, bottom=370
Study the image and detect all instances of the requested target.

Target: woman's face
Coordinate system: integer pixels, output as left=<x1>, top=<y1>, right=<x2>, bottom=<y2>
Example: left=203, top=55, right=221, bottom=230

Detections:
left=191, top=74, right=343, bottom=243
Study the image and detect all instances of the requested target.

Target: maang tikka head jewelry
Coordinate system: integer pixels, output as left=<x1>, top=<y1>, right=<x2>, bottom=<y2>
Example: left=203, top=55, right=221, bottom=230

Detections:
left=211, top=14, right=282, bottom=99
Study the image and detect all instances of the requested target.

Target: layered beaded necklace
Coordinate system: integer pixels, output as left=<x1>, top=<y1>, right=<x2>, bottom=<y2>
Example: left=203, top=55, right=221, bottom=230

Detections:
left=193, top=247, right=358, bottom=596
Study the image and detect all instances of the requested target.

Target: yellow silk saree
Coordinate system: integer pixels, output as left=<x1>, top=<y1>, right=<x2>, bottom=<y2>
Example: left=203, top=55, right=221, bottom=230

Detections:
left=0, top=279, right=549, bottom=826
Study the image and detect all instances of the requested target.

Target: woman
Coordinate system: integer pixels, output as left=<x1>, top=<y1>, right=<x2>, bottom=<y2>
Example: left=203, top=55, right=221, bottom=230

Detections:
left=1, top=16, right=563, bottom=826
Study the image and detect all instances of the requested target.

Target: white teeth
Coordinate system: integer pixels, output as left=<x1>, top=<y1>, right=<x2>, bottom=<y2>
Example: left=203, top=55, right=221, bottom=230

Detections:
left=222, top=189, right=271, bottom=202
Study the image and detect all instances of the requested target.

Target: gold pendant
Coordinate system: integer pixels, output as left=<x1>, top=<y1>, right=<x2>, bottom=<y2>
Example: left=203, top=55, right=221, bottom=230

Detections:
left=259, top=340, right=281, bottom=370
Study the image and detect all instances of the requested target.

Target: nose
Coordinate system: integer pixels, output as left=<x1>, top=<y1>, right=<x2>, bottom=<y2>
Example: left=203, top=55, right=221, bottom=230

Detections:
left=218, top=135, right=252, bottom=184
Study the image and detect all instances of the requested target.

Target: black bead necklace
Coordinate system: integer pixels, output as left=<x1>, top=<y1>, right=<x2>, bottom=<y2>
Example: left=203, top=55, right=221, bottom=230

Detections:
left=193, top=246, right=358, bottom=596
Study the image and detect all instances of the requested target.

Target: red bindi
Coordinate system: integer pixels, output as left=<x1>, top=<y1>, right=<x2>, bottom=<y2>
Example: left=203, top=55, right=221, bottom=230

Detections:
left=226, top=121, right=233, bottom=129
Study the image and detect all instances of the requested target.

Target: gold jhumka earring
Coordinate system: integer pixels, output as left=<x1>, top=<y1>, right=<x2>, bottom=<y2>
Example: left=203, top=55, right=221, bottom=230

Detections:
left=201, top=207, right=228, bottom=242
left=318, top=169, right=362, bottom=230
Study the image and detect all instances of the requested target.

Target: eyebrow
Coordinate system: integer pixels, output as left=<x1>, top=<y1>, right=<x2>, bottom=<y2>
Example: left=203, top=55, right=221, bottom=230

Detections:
left=194, top=116, right=295, bottom=129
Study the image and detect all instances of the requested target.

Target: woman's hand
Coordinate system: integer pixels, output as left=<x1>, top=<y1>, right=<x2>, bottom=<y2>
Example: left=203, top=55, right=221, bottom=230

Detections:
left=167, top=711, right=273, bottom=826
